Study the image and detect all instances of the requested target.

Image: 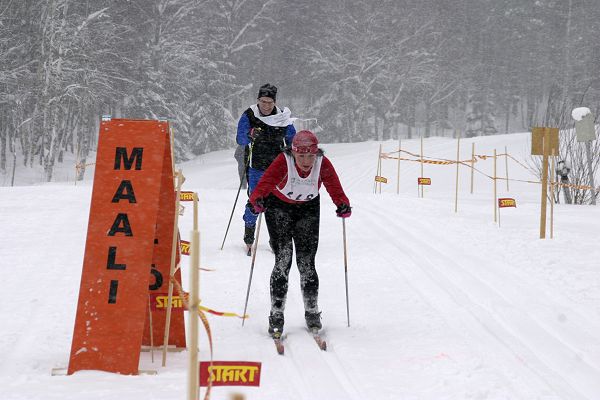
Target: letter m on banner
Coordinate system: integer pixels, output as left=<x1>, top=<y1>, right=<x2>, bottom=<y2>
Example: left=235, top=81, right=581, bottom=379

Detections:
left=68, top=118, right=185, bottom=375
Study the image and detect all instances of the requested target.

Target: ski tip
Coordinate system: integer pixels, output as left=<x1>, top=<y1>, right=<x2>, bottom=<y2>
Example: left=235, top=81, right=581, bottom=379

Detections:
left=272, top=334, right=285, bottom=355
left=275, top=343, right=285, bottom=355
left=310, top=330, right=327, bottom=351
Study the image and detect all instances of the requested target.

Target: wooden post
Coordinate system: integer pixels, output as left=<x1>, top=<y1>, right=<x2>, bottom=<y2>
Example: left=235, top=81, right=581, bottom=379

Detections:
left=505, top=146, right=510, bottom=192
left=585, top=141, right=597, bottom=205
left=420, top=135, right=424, bottom=198
left=373, top=145, right=381, bottom=194
left=454, top=135, right=460, bottom=213
left=162, top=170, right=184, bottom=367
left=187, top=193, right=200, bottom=400
left=396, top=138, right=401, bottom=195
left=550, top=150, right=556, bottom=239
left=378, top=144, right=383, bottom=194
left=498, top=201, right=502, bottom=228
left=470, top=142, right=475, bottom=194
left=539, top=129, right=550, bottom=239
left=148, top=295, right=154, bottom=363
left=494, top=149, right=497, bottom=223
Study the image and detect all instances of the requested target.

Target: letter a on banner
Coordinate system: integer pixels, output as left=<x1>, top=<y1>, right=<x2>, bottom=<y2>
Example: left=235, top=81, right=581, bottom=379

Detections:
left=68, top=118, right=184, bottom=375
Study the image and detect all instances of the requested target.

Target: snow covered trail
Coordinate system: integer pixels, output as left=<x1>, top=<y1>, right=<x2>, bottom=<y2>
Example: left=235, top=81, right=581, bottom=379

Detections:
left=351, top=193, right=600, bottom=399
left=2, top=133, right=599, bottom=400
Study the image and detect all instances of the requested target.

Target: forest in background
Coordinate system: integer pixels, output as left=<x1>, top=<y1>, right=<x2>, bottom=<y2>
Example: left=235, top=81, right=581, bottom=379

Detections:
left=1, top=0, right=599, bottom=182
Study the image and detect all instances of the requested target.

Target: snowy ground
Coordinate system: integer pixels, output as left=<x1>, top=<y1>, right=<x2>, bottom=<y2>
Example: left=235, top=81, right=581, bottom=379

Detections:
left=1, top=132, right=599, bottom=400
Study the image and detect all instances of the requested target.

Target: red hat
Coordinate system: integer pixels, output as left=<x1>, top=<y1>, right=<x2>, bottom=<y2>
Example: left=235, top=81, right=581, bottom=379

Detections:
left=292, top=130, right=319, bottom=154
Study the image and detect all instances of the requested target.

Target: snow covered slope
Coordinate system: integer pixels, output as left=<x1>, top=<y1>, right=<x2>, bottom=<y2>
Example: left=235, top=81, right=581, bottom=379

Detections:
left=1, top=133, right=599, bottom=400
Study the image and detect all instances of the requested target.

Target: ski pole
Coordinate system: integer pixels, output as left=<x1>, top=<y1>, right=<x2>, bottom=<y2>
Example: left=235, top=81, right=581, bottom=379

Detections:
left=342, top=218, right=350, bottom=327
left=242, top=212, right=263, bottom=326
left=220, top=147, right=250, bottom=250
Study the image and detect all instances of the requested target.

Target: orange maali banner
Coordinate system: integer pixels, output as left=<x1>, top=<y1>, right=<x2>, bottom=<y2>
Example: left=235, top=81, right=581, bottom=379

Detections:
left=68, top=118, right=185, bottom=376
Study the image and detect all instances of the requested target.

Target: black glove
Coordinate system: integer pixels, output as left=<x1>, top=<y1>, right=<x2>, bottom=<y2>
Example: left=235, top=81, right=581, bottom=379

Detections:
left=250, top=127, right=263, bottom=142
left=336, top=203, right=352, bottom=218
left=249, top=198, right=265, bottom=214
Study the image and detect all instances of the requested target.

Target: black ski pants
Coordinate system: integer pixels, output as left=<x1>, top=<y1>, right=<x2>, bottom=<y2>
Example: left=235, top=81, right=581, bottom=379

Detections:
left=264, top=195, right=320, bottom=315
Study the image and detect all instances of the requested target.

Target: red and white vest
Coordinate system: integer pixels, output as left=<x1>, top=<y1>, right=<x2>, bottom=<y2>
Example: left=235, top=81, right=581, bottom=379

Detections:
left=276, top=153, right=323, bottom=202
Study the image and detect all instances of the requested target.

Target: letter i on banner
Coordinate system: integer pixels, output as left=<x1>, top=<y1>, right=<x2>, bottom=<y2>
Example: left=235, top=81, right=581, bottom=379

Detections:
left=68, top=118, right=179, bottom=375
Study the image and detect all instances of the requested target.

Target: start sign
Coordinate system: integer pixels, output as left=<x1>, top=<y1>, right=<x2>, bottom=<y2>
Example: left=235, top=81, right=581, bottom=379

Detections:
left=68, top=118, right=185, bottom=375
left=199, top=361, right=262, bottom=387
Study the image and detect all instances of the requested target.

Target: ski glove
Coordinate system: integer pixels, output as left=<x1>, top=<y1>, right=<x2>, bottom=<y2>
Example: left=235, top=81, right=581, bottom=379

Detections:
left=336, top=203, right=352, bottom=218
left=249, top=127, right=262, bottom=142
left=250, top=198, right=266, bottom=214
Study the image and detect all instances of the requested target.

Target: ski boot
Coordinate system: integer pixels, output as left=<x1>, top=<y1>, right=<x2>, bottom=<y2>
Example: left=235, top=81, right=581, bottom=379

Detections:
left=244, top=225, right=255, bottom=256
left=305, top=311, right=322, bottom=332
left=268, top=311, right=284, bottom=338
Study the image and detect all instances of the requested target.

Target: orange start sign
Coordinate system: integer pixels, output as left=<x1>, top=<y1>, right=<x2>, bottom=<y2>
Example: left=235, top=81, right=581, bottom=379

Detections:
left=150, top=293, right=188, bottom=311
left=199, top=361, right=262, bottom=387
left=180, top=240, right=190, bottom=255
left=418, top=177, right=431, bottom=185
left=179, top=191, right=195, bottom=201
left=498, top=198, right=517, bottom=208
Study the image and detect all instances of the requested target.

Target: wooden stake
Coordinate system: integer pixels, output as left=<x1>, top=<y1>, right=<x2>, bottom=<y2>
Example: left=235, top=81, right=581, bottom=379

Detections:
left=187, top=194, right=200, bottom=400
left=585, top=141, right=597, bottom=205
left=494, top=149, right=497, bottom=223
left=498, top=200, right=502, bottom=228
left=550, top=150, right=556, bottom=239
left=454, top=135, right=460, bottom=213
left=373, top=145, right=381, bottom=194
left=505, top=146, right=510, bottom=192
left=396, top=138, right=401, bottom=195
left=148, top=295, right=154, bottom=363
left=540, top=129, right=550, bottom=239
left=470, top=142, right=475, bottom=194
left=162, top=170, right=184, bottom=367
left=420, top=135, right=424, bottom=198
left=378, top=144, right=383, bottom=194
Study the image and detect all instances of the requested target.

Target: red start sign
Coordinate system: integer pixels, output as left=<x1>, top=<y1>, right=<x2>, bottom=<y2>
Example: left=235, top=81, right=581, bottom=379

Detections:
left=200, top=361, right=262, bottom=387
left=498, top=198, right=517, bottom=208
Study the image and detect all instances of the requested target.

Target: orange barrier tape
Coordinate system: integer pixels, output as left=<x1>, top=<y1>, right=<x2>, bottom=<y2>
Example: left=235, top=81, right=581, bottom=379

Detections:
left=171, top=278, right=247, bottom=318
left=197, top=309, right=213, bottom=400
left=380, top=147, right=600, bottom=195
left=172, top=278, right=213, bottom=400
left=75, top=162, right=96, bottom=171
left=552, top=181, right=598, bottom=191
left=381, top=154, right=471, bottom=164
left=380, top=147, right=600, bottom=191
left=199, top=306, right=247, bottom=319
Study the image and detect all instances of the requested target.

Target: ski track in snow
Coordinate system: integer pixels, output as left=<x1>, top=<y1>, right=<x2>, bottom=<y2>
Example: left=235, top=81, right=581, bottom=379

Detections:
left=3, top=133, right=599, bottom=400
left=282, top=332, right=362, bottom=400
left=358, top=197, right=600, bottom=399
left=238, top=244, right=363, bottom=400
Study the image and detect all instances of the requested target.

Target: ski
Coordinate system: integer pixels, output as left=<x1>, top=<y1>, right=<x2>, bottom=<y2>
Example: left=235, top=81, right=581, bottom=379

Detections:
left=273, top=337, right=284, bottom=355
left=246, top=244, right=252, bottom=257
left=310, top=329, right=327, bottom=351
left=272, top=333, right=284, bottom=355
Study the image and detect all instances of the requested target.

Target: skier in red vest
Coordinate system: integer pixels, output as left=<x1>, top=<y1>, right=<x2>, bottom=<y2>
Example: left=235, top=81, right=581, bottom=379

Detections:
left=249, top=130, right=352, bottom=337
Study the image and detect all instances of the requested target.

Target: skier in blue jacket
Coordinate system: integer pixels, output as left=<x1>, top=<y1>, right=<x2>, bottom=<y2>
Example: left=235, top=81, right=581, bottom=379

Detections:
left=236, top=83, right=296, bottom=253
